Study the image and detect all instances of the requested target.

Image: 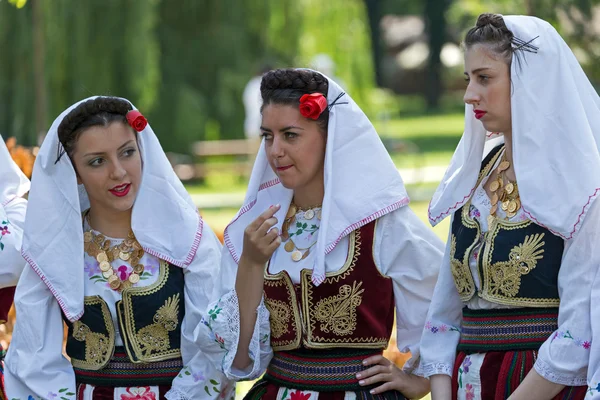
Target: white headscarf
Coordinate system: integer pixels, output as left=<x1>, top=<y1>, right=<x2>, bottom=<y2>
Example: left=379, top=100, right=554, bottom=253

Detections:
left=21, top=96, right=203, bottom=322
left=0, top=135, right=30, bottom=206
left=428, top=15, right=600, bottom=239
left=223, top=71, right=409, bottom=285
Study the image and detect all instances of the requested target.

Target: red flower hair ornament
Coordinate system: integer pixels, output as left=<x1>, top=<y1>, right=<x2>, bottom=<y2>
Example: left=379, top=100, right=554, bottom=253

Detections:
left=299, top=93, right=328, bottom=120
left=126, top=110, right=148, bottom=132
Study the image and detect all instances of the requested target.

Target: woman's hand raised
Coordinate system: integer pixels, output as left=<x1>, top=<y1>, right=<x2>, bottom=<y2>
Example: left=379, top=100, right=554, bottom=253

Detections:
left=241, top=204, right=282, bottom=266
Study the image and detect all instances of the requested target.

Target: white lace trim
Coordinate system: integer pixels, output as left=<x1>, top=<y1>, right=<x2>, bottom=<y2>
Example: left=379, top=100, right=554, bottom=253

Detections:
left=533, top=357, right=587, bottom=386
left=404, top=356, right=425, bottom=377
left=219, top=289, right=270, bottom=381
left=421, top=362, right=453, bottom=378
left=164, top=388, right=192, bottom=400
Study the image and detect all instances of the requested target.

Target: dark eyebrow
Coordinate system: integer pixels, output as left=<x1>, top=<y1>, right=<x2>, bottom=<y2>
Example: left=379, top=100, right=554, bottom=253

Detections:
left=260, top=125, right=305, bottom=133
left=83, top=140, right=135, bottom=157
left=464, top=67, right=491, bottom=76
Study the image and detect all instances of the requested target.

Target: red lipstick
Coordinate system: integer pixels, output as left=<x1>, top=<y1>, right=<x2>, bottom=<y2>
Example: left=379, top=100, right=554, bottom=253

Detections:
left=474, top=109, right=487, bottom=120
left=109, top=183, right=131, bottom=197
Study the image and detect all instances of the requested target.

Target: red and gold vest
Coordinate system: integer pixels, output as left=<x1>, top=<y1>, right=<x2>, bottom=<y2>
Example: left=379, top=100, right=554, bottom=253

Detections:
left=263, top=221, right=394, bottom=351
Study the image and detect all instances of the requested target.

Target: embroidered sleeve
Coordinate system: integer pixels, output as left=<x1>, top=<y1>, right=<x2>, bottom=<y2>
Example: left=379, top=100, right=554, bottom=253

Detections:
left=418, top=223, right=464, bottom=378
left=196, top=239, right=273, bottom=382
left=535, top=200, right=600, bottom=386
left=204, top=288, right=273, bottom=381
left=374, top=207, right=445, bottom=376
left=0, top=197, right=27, bottom=288
left=4, top=265, right=76, bottom=397
left=588, top=269, right=600, bottom=399
left=169, top=226, right=236, bottom=399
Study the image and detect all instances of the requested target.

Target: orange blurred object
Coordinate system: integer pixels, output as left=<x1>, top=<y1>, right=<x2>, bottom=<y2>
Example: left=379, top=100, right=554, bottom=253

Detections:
left=6, top=137, right=35, bottom=178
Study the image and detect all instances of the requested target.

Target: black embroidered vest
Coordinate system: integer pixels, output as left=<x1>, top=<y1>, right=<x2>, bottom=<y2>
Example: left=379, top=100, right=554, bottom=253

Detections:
left=450, top=145, right=564, bottom=307
left=64, top=260, right=185, bottom=370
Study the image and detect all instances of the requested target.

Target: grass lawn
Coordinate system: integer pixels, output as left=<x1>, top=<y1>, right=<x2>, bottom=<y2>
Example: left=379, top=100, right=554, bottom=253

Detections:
left=376, top=113, right=463, bottom=169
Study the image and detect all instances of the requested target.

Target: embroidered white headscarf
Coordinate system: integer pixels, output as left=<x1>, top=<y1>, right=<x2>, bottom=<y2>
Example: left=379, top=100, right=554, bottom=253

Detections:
left=223, top=70, right=409, bottom=285
left=428, top=15, right=600, bottom=239
left=21, top=96, right=203, bottom=321
left=0, top=135, right=30, bottom=206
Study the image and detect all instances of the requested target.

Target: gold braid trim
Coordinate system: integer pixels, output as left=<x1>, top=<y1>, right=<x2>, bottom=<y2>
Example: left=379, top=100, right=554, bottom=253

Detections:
left=70, top=296, right=115, bottom=370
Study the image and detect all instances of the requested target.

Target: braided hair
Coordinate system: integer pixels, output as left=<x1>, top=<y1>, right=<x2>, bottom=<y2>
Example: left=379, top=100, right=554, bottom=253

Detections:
left=464, top=14, right=514, bottom=65
left=57, top=97, right=133, bottom=160
left=260, top=69, right=330, bottom=133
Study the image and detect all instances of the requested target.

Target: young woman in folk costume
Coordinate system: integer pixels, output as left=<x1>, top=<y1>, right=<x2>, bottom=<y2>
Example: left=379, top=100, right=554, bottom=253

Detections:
left=0, top=136, right=30, bottom=399
left=420, top=14, right=600, bottom=400
left=5, top=97, right=234, bottom=399
left=198, top=69, right=444, bottom=400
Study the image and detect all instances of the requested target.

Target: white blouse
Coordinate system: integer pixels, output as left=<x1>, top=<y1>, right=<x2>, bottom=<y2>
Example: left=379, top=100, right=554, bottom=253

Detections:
left=587, top=245, right=600, bottom=399
left=419, top=156, right=596, bottom=387
left=199, top=205, right=444, bottom=383
left=0, top=197, right=27, bottom=289
left=5, top=221, right=234, bottom=400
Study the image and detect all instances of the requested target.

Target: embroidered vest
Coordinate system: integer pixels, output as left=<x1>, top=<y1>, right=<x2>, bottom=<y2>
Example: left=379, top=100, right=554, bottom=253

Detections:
left=263, top=221, right=395, bottom=351
left=64, top=260, right=185, bottom=370
left=450, top=145, right=564, bottom=308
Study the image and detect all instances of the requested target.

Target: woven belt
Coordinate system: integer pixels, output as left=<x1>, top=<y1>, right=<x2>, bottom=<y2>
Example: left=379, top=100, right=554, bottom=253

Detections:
left=73, top=347, right=183, bottom=387
left=458, top=307, right=559, bottom=353
left=264, top=348, right=382, bottom=392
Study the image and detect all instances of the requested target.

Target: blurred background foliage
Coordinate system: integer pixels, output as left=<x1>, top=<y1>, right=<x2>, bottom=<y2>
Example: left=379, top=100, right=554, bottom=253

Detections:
left=1, top=0, right=598, bottom=152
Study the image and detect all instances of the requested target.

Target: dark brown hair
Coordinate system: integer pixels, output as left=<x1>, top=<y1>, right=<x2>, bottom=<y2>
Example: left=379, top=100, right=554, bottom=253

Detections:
left=260, top=69, right=329, bottom=133
left=57, top=97, right=133, bottom=160
left=464, top=13, right=514, bottom=64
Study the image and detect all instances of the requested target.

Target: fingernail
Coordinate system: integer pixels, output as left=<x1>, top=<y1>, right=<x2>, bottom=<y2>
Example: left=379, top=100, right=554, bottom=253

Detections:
left=369, top=390, right=374, bottom=394
left=275, top=203, right=280, bottom=208
left=269, top=205, right=273, bottom=208
left=356, top=373, right=361, bottom=378
left=359, top=380, right=365, bottom=385
left=362, top=360, right=367, bottom=365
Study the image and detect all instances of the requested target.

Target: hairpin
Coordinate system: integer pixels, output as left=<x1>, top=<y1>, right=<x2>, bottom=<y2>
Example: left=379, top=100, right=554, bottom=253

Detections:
left=328, top=92, right=349, bottom=111
left=511, top=36, right=539, bottom=53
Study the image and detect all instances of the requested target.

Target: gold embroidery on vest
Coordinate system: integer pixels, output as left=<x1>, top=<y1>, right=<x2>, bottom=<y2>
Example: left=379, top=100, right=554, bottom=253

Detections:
left=264, top=298, right=291, bottom=339
left=301, top=229, right=390, bottom=348
left=451, top=147, right=503, bottom=302
left=450, top=234, right=475, bottom=299
left=69, top=296, right=115, bottom=370
left=136, top=293, right=180, bottom=356
left=488, top=233, right=545, bottom=297
left=479, top=221, right=559, bottom=307
left=263, top=271, right=302, bottom=350
left=118, top=260, right=182, bottom=362
left=72, top=320, right=111, bottom=367
left=314, top=281, right=364, bottom=336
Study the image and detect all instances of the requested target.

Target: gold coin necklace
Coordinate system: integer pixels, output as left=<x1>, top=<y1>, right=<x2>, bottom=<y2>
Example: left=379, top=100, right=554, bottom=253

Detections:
left=83, top=213, right=145, bottom=292
left=281, top=202, right=321, bottom=262
left=487, top=153, right=522, bottom=227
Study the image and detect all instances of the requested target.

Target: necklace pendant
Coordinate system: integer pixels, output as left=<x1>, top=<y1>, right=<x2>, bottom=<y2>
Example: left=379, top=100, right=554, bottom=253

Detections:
left=490, top=180, right=500, bottom=192
left=129, top=273, right=140, bottom=284
left=99, top=261, right=111, bottom=272
left=284, top=240, right=295, bottom=252
left=286, top=204, right=297, bottom=219
left=103, top=269, right=114, bottom=279
left=505, top=182, right=515, bottom=195
left=291, top=250, right=303, bottom=262
left=304, top=209, right=315, bottom=220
